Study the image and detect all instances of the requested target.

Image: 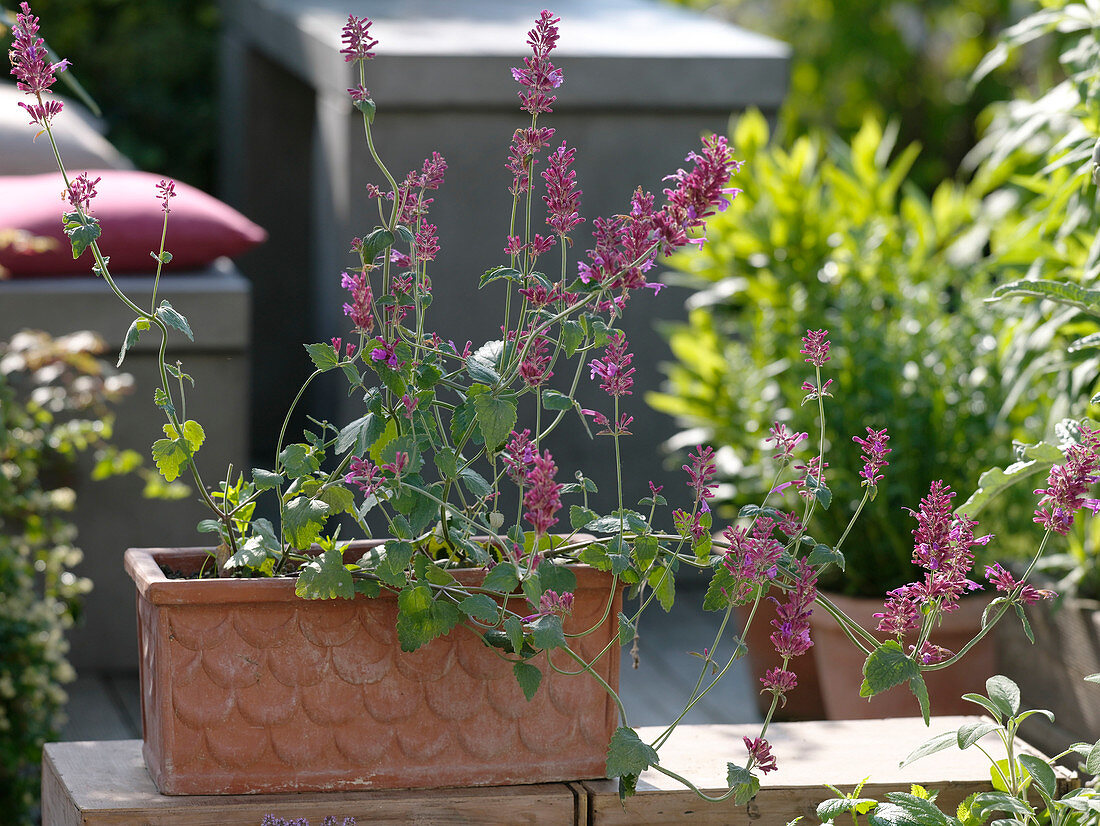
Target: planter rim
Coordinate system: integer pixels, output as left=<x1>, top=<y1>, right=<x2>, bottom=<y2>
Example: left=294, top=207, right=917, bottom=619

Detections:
left=124, top=544, right=612, bottom=606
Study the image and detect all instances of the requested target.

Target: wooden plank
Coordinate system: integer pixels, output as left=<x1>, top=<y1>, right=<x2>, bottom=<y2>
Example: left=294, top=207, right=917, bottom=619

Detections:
left=43, top=741, right=578, bottom=825
left=583, top=717, right=1062, bottom=825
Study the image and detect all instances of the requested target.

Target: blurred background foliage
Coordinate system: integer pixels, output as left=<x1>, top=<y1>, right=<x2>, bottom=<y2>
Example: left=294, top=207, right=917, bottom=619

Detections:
left=17, top=0, right=221, bottom=192
left=674, top=0, right=1037, bottom=192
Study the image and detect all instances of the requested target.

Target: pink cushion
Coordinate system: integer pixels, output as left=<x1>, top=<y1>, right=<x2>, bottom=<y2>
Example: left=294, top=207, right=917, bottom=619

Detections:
left=0, top=170, right=266, bottom=276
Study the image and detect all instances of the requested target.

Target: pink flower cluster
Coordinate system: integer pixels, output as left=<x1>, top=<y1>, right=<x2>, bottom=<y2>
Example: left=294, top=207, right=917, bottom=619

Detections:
left=874, top=481, right=988, bottom=648
left=1033, top=425, right=1100, bottom=535
left=9, top=2, right=69, bottom=127
left=511, top=11, right=563, bottom=115
left=523, top=450, right=563, bottom=539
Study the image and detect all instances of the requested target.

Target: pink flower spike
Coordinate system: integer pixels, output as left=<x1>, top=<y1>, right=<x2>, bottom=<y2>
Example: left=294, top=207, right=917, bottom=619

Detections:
left=156, top=179, right=176, bottom=214
left=588, top=332, right=635, bottom=397
left=853, top=426, right=891, bottom=487
left=10, top=3, right=70, bottom=98
left=340, top=15, right=378, bottom=62
left=800, top=329, right=830, bottom=367
left=511, top=11, right=563, bottom=114
left=684, top=445, right=718, bottom=502
left=523, top=449, right=562, bottom=539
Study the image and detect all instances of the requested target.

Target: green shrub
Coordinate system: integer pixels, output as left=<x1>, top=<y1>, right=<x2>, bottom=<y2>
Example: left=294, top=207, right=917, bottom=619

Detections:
left=0, top=331, right=131, bottom=824
left=650, top=110, right=1034, bottom=596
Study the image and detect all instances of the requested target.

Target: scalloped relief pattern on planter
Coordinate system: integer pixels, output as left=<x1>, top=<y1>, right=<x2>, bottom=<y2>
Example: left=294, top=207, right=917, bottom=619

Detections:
left=139, top=579, right=619, bottom=794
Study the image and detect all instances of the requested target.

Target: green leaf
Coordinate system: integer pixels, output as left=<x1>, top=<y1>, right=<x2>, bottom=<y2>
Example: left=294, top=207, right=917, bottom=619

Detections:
left=179, top=420, right=204, bottom=452
left=295, top=547, right=354, bottom=599
left=395, top=585, right=435, bottom=652
left=808, top=543, right=845, bottom=569
left=361, top=227, right=394, bottom=260
left=528, top=615, right=566, bottom=650
left=458, top=467, right=492, bottom=499
left=860, top=641, right=920, bottom=697
left=433, top=447, right=458, bottom=480
left=632, top=535, right=659, bottom=571
left=473, top=392, right=517, bottom=451
left=578, top=542, right=612, bottom=571
left=151, top=438, right=190, bottom=482
left=991, top=278, right=1100, bottom=313
left=319, top=484, right=357, bottom=516
left=252, top=468, right=284, bottom=490
left=570, top=505, right=599, bottom=531
left=703, top=566, right=739, bottom=611
left=960, top=692, right=1005, bottom=722
left=561, top=319, right=584, bottom=357
left=282, top=496, right=330, bottom=549
left=1018, top=754, right=1056, bottom=800
left=467, top=341, right=505, bottom=385
left=480, top=266, right=522, bottom=289
left=155, top=300, right=193, bottom=341
left=482, top=562, right=519, bottom=594
left=617, top=612, right=636, bottom=646
left=62, top=212, right=101, bottom=257
left=513, top=661, right=542, bottom=700
left=393, top=225, right=415, bottom=246
left=153, top=386, right=174, bottom=416
left=1086, top=740, right=1100, bottom=775
left=901, top=730, right=960, bottom=768
left=818, top=798, right=879, bottom=821
left=726, top=764, right=760, bottom=806
left=354, top=97, right=377, bottom=122
left=304, top=341, right=340, bottom=371
left=542, top=389, right=573, bottom=410
left=586, top=510, right=649, bottom=534
left=605, top=727, right=659, bottom=779
left=117, top=317, right=150, bottom=367
left=504, top=615, right=524, bottom=654
left=971, top=791, right=1034, bottom=819
left=459, top=594, right=500, bottom=623
left=986, top=675, right=1020, bottom=717
left=957, top=720, right=999, bottom=750
left=910, top=673, right=930, bottom=725
left=649, top=565, right=675, bottom=612
left=280, top=443, right=321, bottom=478
left=1014, top=603, right=1035, bottom=644
left=870, top=793, right=951, bottom=826
left=196, top=518, right=223, bottom=535
left=537, top=560, right=576, bottom=595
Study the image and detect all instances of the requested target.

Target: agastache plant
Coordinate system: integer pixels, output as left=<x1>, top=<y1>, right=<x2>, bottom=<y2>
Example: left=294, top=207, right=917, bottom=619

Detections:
left=11, top=2, right=1100, bottom=805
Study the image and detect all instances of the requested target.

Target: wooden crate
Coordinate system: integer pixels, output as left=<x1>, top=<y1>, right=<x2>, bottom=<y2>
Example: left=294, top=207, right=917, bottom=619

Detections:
left=41, top=740, right=581, bottom=825
left=583, top=717, right=1070, bottom=825
left=43, top=718, right=1063, bottom=825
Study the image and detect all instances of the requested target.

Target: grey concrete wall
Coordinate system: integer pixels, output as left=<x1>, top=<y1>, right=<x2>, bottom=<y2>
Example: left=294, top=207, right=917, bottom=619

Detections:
left=220, top=0, right=788, bottom=514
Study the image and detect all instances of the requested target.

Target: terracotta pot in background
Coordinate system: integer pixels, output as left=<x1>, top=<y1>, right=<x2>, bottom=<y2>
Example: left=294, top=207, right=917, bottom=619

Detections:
left=125, top=545, right=622, bottom=795
left=809, top=591, right=997, bottom=719
left=996, top=595, right=1100, bottom=757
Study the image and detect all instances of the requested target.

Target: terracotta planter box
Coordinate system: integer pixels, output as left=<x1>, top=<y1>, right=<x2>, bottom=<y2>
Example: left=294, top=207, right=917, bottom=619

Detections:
left=810, top=592, right=997, bottom=719
left=125, top=545, right=622, bottom=795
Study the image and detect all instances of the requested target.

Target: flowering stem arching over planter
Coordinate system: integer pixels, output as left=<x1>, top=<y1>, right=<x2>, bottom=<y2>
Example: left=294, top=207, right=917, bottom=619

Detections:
left=9, top=0, right=1100, bottom=802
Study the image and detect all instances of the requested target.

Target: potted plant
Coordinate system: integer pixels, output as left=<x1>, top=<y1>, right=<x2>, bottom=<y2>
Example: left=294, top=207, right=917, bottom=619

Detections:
left=10, top=0, right=1099, bottom=807
left=954, top=0, right=1100, bottom=757
left=650, top=107, right=1031, bottom=718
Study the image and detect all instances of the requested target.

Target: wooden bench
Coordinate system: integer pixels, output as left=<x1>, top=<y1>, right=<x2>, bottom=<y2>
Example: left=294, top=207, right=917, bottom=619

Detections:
left=43, top=717, right=1061, bottom=825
